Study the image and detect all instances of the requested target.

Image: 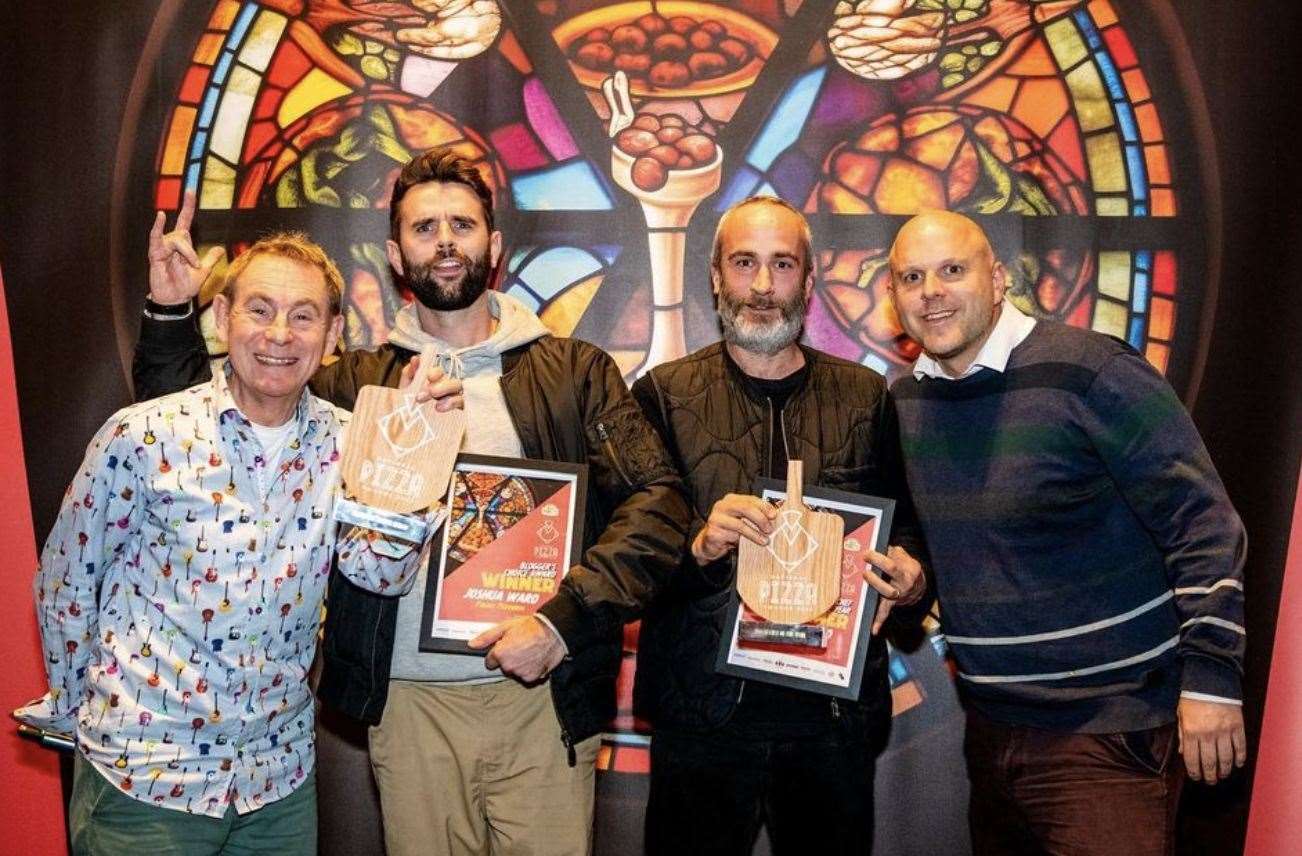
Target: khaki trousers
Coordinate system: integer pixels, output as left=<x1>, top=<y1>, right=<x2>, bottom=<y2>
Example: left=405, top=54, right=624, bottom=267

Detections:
left=369, top=679, right=600, bottom=856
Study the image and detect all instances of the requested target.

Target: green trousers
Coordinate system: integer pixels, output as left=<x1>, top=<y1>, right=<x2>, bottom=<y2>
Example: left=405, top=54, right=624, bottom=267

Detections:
left=70, top=753, right=317, bottom=856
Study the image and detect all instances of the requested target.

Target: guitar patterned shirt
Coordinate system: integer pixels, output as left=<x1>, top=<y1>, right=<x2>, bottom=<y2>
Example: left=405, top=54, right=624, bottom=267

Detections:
left=16, top=364, right=421, bottom=816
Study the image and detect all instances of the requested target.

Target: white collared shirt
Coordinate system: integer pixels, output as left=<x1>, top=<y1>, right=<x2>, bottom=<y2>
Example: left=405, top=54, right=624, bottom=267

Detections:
left=912, top=296, right=1037, bottom=381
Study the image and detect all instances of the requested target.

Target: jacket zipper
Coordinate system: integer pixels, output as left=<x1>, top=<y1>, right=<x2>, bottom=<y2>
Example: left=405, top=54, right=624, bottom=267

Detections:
left=364, top=602, right=384, bottom=720
left=560, top=727, right=577, bottom=767
left=743, top=401, right=766, bottom=717
left=497, top=370, right=585, bottom=755
left=496, top=374, right=531, bottom=457
left=595, top=421, right=635, bottom=489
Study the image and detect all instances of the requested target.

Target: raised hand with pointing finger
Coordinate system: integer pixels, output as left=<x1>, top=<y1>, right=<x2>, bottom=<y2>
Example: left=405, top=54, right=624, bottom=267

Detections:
left=148, top=189, right=225, bottom=306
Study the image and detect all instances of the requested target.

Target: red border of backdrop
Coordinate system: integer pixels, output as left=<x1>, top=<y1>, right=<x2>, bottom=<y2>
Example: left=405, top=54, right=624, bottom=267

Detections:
left=0, top=265, right=64, bottom=852
left=1243, top=469, right=1302, bottom=855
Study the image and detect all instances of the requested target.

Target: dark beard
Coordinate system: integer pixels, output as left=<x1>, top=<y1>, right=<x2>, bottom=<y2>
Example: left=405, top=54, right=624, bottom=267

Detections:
left=401, top=248, right=492, bottom=311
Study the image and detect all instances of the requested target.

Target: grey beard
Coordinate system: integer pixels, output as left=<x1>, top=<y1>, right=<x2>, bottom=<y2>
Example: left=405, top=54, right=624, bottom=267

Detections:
left=718, top=295, right=804, bottom=356
left=403, top=251, right=491, bottom=312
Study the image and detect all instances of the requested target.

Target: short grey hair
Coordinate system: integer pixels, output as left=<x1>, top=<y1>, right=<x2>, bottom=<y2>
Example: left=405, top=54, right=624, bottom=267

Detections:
left=710, top=195, right=815, bottom=284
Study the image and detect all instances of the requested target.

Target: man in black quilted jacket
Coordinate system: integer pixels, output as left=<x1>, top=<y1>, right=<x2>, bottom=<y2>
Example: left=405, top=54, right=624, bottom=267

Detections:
left=631, top=195, right=929, bottom=855
left=132, top=147, right=692, bottom=856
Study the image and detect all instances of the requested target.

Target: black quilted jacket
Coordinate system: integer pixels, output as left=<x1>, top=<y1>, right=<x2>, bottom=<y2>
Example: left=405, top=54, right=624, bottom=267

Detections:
left=630, top=342, right=928, bottom=732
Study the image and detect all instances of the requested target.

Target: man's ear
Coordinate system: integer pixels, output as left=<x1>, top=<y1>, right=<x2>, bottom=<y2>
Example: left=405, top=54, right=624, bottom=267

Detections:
left=991, top=260, right=1008, bottom=305
left=489, top=230, right=503, bottom=271
left=212, top=293, right=231, bottom=347
left=324, top=312, right=344, bottom=359
left=385, top=239, right=404, bottom=276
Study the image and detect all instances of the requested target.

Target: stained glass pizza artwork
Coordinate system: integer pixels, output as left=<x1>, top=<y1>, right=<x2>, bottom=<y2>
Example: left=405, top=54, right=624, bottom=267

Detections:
left=445, top=471, right=535, bottom=563
left=124, top=1, right=1208, bottom=397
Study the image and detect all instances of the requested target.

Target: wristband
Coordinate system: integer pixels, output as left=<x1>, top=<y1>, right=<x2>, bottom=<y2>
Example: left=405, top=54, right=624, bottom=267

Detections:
left=143, top=297, right=194, bottom=320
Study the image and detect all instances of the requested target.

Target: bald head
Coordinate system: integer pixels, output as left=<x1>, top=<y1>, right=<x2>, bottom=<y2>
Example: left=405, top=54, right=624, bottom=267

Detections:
left=887, top=210, right=1007, bottom=376
left=888, top=210, right=996, bottom=274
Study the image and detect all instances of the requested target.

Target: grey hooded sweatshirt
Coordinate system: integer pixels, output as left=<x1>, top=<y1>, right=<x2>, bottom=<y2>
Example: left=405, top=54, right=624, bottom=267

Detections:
left=385, top=291, right=551, bottom=683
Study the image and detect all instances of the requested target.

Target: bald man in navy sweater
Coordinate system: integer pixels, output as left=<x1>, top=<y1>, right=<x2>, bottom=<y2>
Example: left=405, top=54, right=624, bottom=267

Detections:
left=887, top=211, right=1246, bottom=856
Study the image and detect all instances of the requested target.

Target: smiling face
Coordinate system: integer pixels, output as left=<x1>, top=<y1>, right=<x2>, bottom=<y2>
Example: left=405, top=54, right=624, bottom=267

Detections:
left=213, top=254, right=342, bottom=427
left=386, top=180, right=503, bottom=312
left=888, top=211, right=1007, bottom=377
left=711, top=200, right=815, bottom=356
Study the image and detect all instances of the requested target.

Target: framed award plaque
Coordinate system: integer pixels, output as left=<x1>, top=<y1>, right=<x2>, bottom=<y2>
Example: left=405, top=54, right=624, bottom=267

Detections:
left=715, top=480, right=895, bottom=700
left=419, top=454, right=586, bottom=655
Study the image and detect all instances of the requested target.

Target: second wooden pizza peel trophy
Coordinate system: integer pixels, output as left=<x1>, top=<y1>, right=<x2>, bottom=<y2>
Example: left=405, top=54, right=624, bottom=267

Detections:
left=736, top=460, right=844, bottom=639
left=335, top=346, right=466, bottom=542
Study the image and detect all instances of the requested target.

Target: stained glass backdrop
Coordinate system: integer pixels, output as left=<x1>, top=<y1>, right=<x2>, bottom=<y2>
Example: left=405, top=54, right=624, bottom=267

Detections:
left=137, top=0, right=1208, bottom=391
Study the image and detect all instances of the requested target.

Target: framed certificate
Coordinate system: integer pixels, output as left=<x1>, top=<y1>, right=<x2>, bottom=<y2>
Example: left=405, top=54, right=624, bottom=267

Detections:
left=419, top=454, right=587, bottom=654
left=715, top=480, right=895, bottom=700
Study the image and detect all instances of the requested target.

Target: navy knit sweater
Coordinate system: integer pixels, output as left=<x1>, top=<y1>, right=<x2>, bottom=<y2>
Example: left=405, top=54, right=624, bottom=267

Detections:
left=892, top=321, right=1246, bottom=732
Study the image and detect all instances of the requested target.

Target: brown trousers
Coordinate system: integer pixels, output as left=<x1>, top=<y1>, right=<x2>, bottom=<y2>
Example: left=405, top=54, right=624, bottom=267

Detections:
left=369, top=679, right=600, bottom=856
left=964, top=710, right=1183, bottom=856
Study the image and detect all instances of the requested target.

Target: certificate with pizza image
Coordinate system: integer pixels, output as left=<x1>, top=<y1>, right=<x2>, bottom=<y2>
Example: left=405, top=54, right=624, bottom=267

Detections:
left=419, top=455, right=586, bottom=655
left=715, top=481, right=895, bottom=700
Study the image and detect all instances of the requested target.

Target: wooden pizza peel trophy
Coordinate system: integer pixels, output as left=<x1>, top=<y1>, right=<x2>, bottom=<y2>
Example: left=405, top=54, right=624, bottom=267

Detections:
left=736, top=460, right=844, bottom=645
left=334, top=345, right=466, bottom=543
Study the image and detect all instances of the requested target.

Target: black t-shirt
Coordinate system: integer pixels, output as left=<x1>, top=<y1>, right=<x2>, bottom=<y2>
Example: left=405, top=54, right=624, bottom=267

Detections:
left=747, top=362, right=808, bottom=479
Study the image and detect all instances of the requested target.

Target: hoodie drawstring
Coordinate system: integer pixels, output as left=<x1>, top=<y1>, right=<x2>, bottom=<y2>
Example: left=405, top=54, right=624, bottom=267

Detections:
left=438, top=351, right=467, bottom=381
